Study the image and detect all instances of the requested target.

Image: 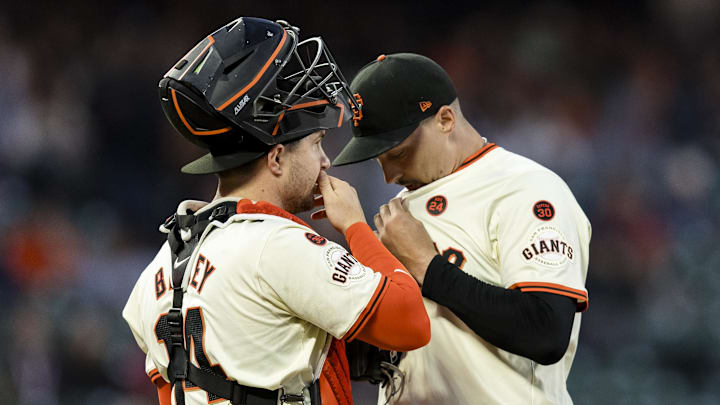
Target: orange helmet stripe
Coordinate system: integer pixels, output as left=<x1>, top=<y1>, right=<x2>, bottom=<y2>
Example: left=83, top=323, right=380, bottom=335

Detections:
left=171, top=88, right=232, bottom=136
left=218, top=30, right=288, bottom=111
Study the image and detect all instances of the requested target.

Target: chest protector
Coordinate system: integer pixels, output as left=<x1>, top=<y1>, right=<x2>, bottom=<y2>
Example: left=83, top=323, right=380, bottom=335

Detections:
left=161, top=201, right=320, bottom=404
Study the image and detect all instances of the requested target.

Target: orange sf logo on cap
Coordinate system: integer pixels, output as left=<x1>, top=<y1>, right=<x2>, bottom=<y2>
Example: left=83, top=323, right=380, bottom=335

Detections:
left=352, top=93, right=364, bottom=127
left=419, top=101, right=432, bottom=112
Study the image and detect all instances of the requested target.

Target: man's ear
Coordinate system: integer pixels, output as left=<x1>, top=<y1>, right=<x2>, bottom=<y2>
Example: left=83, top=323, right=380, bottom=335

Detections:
left=435, top=105, right=456, bottom=135
left=266, top=144, right=285, bottom=176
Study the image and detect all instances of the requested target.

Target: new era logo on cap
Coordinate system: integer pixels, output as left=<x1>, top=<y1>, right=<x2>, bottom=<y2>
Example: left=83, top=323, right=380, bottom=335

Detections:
left=419, top=101, right=432, bottom=112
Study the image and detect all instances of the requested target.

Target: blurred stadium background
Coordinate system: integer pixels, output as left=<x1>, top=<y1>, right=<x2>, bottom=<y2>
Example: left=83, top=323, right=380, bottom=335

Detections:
left=1, top=0, right=719, bottom=403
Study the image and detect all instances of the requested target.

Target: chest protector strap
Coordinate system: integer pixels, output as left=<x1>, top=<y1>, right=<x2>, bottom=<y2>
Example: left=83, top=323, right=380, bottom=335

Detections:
left=162, top=201, right=318, bottom=404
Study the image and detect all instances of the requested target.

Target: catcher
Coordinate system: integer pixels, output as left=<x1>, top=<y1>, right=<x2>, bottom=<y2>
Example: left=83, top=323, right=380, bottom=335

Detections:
left=122, top=19, right=430, bottom=405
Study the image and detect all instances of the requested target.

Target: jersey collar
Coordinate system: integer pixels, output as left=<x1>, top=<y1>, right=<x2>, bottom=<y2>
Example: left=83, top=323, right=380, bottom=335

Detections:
left=173, top=197, right=312, bottom=229
left=236, top=198, right=312, bottom=229
left=398, top=141, right=499, bottom=199
left=452, top=141, right=498, bottom=174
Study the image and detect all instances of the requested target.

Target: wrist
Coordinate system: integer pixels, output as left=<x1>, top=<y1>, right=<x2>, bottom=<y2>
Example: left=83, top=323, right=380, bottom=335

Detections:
left=408, top=252, right=436, bottom=286
left=343, top=220, right=368, bottom=236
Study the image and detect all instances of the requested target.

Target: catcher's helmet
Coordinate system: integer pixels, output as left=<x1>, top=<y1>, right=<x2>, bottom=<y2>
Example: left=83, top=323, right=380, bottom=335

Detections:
left=159, top=17, right=360, bottom=174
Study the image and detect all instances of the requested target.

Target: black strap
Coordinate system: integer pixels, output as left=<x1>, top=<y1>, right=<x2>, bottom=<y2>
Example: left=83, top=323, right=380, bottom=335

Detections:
left=187, top=364, right=279, bottom=405
left=163, top=201, right=296, bottom=405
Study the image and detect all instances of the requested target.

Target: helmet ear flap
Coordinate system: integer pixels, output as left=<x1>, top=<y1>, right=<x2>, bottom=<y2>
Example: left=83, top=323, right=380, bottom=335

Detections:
left=159, top=78, right=235, bottom=148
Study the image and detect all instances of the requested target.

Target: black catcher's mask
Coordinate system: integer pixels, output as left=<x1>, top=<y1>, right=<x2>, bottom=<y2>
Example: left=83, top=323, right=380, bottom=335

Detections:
left=158, top=17, right=361, bottom=174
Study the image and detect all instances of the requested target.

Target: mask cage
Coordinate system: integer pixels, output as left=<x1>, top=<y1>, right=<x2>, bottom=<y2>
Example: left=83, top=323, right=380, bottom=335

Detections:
left=251, top=33, right=361, bottom=121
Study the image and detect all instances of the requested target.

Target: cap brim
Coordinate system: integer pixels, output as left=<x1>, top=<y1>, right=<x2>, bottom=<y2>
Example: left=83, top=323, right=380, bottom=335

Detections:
left=332, top=121, right=421, bottom=166
left=181, top=150, right=266, bottom=175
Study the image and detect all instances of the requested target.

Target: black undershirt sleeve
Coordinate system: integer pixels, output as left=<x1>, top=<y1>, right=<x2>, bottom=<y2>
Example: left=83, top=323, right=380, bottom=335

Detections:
left=421, top=255, right=577, bottom=365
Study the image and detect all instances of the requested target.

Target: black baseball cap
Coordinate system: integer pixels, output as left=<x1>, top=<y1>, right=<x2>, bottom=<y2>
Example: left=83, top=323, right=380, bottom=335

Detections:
left=332, top=53, right=457, bottom=166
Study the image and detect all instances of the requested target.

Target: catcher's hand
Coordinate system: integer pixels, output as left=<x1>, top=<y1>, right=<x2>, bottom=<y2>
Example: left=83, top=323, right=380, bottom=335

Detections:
left=311, top=171, right=366, bottom=234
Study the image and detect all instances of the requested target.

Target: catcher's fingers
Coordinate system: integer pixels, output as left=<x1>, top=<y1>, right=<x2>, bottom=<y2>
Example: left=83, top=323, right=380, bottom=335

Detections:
left=313, top=195, right=324, bottom=207
left=311, top=209, right=327, bottom=220
left=373, top=213, right=384, bottom=230
left=317, top=171, right=333, bottom=193
left=328, top=175, right=352, bottom=191
left=327, top=173, right=345, bottom=189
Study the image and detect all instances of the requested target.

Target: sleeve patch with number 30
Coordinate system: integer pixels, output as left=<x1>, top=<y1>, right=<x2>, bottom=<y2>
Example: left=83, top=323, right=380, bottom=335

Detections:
left=533, top=200, right=555, bottom=221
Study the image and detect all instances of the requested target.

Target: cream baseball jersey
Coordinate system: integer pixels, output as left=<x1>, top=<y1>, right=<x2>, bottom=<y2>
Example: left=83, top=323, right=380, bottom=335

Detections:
left=381, top=143, right=591, bottom=405
left=123, top=198, right=383, bottom=405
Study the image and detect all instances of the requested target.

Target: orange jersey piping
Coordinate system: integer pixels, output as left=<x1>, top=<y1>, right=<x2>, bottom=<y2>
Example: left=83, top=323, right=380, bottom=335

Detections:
left=452, top=142, right=497, bottom=173
left=343, top=275, right=389, bottom=341
left=511, top=281, right=589, bottom=312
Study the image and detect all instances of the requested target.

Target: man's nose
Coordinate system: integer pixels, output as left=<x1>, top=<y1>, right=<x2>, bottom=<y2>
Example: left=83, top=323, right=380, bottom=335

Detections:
left=320, top=151, right=331, bottom=170
left=378, top=159, right=401, bottom=185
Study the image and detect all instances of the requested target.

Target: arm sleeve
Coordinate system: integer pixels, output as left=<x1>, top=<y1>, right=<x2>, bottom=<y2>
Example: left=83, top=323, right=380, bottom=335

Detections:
left=422, top=255, right=576, bottom=365
left=342, top=223, right=431, bottom=351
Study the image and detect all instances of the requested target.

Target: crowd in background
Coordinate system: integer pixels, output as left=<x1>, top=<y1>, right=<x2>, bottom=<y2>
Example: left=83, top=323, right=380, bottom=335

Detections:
left=1, top=1, right=719, bottom=403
